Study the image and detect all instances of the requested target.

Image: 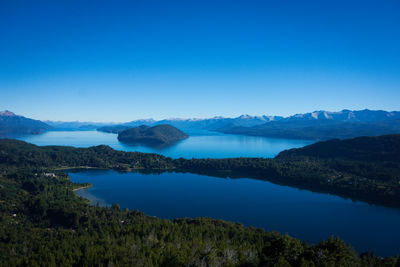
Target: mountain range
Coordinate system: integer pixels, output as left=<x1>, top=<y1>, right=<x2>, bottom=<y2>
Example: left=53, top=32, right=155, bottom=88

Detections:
left=97, top=109, right=400, bottom=140
left=3, top=109, right=400, bottom=141
left=280, top=109, right=400, bottom=122
left=98, top=115, right=283, bottom=133
left=45, top=121, right=117, bottom=130
left=218, top=109, right=400, bottom=140
left=0, top=110, right=52, bottom=136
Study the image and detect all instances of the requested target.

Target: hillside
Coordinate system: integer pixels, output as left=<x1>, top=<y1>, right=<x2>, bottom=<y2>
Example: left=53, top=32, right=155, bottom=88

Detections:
left=1, top=134, right=400, bottom=207
left=0, top=137, right=399, bottom=264
left=219, top=110, right=400, bottom=140
left=277, top=134, right=400, bottom=162
left=118, top=124, right=188, bottom=145
left=0, top=110, right=51, bottom=136
left=97, top=125, right=130, bottom=134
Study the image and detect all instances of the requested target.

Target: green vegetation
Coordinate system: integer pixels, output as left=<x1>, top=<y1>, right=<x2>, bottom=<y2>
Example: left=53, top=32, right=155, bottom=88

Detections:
left=1, top=136, right=400, bottom=265
left=1, top=134, right=400, bottom=207
left=118, top=124, right=188, bottom=145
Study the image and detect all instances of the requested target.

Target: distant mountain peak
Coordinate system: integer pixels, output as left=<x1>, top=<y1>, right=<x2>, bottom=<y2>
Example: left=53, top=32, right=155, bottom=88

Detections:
left=219, top=109, right=400, bottom=140
left=237, top=114, right=273, bottom=121
left=0, top=110, right=51, bottom=136
left=0, top=110, right=17, bottom=117
left=238, top=114, right=252, bottom=119
left=286, top=109, right=400, bottom=122
left=211, top=116, right=225, bottom=120
left=310, top=111, right=332, bottom=120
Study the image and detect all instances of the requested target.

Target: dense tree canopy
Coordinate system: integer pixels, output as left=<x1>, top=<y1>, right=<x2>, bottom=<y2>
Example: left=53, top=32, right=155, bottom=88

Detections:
left=1, top=137, right=400, bottom=265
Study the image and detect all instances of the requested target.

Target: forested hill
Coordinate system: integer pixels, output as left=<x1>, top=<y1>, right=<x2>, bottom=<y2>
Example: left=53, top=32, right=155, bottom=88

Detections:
left=218, top=118, right=400, bottom=141
left=118, top=124, right=188, bottom=145
left=1, top=136, right=400, bottom=208
left=1, top=142, right=400, bottom=265
left=277, top=134, right=400, bottom=162
left=0, top=139, right=174, bottom=170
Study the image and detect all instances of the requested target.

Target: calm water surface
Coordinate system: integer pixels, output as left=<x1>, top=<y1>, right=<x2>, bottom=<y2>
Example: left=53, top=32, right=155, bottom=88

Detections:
left=17, top=130, right=312, bottom=158
left=70, top=170, right=400, bottom=257
left=18, top=130, right=400, bottom=256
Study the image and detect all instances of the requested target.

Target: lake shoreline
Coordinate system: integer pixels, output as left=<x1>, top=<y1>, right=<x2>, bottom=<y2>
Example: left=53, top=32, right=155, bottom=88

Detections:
left=72, top=184, right=92, bottom=191
left=69, top=169, right=400, bottom=257
left=16, top=129, right=313, bottom=159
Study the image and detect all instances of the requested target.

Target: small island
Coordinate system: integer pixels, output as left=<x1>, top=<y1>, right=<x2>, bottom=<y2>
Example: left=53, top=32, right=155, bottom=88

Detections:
left=117, top=124, right=188, bottom=145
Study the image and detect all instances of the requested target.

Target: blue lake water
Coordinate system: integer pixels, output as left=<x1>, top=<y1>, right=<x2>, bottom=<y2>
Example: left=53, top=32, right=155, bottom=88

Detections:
left=16, top=130, right=400, bottom=256
left=70, top=170, right=400, bottom=257
left=17, top=130, right=312, bottom=158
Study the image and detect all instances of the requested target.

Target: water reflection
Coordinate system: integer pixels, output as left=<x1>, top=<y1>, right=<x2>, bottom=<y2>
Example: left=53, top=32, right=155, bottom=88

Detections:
left=16, top=130, right=313, bottom=158
left=70, top=169, right=400, bottom=257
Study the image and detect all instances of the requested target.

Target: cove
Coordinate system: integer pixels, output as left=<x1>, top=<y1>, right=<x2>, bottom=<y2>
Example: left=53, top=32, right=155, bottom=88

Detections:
left=70, top=169, right=400, bottom=257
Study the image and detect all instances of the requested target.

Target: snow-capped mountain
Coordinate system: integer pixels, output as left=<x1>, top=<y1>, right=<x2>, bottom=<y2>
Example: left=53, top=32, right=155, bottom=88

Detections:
left=123, top=115, right=283, bottom=131
left=97, top=114, right=282, bottom=133
left=218, top=109, right=400, bottom=140
left=0, top=110, right=52, bottom=136
left=286, top=109, right=400, bottom=122
left=0, top=110, right=17, bottom=117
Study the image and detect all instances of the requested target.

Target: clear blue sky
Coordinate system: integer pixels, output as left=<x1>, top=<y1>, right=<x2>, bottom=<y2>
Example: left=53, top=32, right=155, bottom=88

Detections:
left=1, top=0, right=399, bottom=122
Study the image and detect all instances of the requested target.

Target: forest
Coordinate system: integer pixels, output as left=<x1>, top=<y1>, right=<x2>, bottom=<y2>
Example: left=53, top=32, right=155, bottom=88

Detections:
left=1, top=135, right=400, bottom=207
left=1, top=137, right=400, bottom=266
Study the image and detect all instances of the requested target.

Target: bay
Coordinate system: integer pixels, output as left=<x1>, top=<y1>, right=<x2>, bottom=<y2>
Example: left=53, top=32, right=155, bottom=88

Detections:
left=70, top=169, right=400, bottom=257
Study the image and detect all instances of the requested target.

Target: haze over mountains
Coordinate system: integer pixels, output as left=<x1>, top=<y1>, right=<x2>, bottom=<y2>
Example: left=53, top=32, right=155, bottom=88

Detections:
left=98, top=115, right=282, bottom=133
left=3, top=109, right=400, bottom=141
left=45, top=121, right=116, bottom=130
left=97, top=109, right=400, bottom=140
left=220, top=110, right=400, bottom=140
left=99, top=110, right=400, bottom=130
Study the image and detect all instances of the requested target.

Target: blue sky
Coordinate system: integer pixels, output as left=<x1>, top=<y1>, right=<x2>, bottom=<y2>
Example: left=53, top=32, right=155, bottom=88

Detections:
left=1, top=0, right=399, bottom=122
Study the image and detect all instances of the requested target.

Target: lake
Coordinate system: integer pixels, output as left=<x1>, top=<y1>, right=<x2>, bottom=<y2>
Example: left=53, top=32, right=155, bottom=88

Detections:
left=16, top=129, right=312, bottom=158
left=17, top=130, right=400, bottom=256
left=70, top=170, right=400, bottom=257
